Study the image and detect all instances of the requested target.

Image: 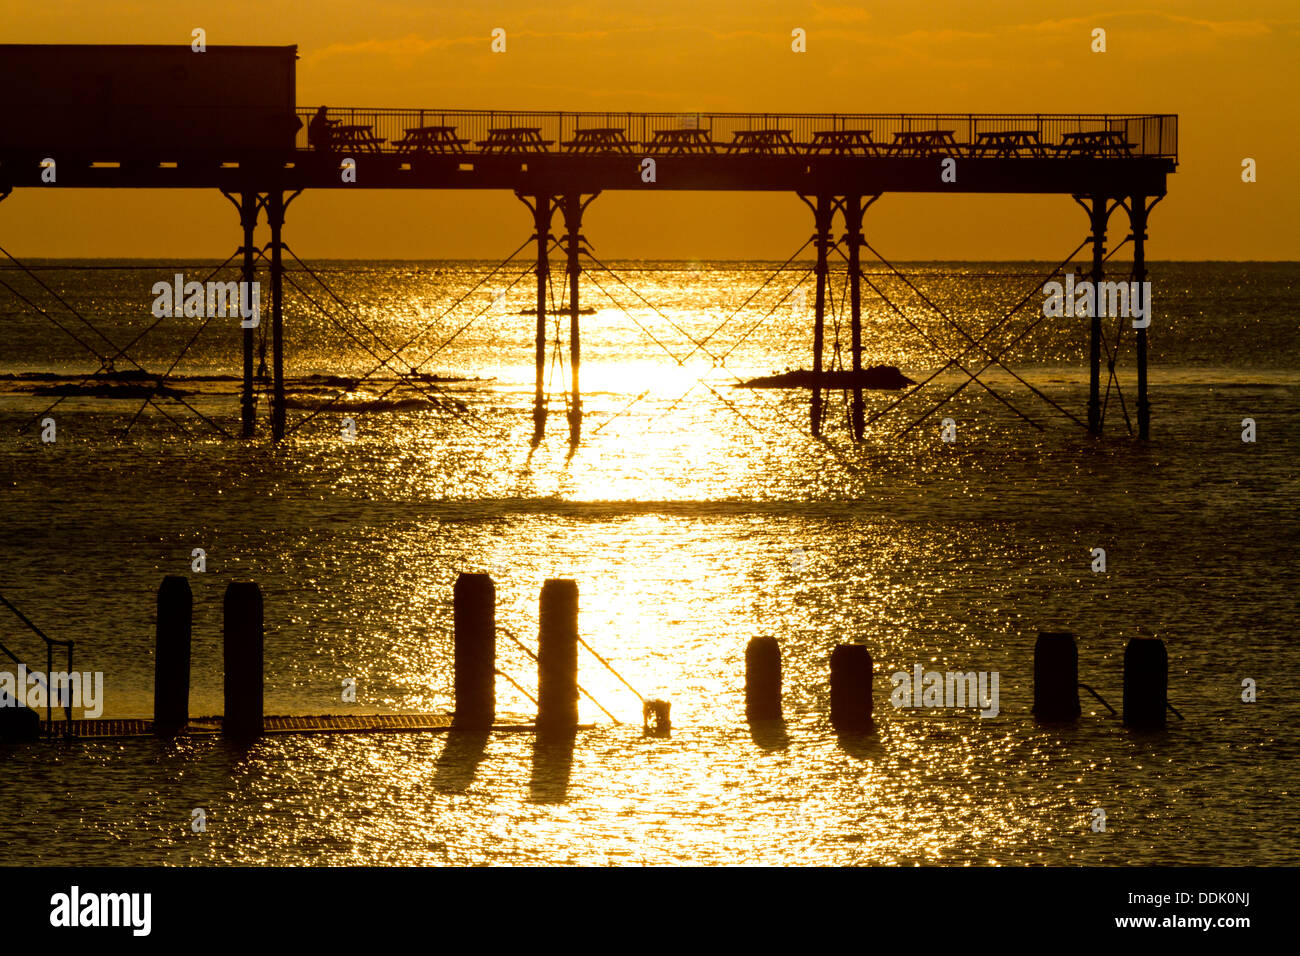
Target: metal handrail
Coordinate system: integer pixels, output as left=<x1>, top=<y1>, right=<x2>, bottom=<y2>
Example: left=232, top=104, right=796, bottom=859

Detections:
left=0, top=593, right=76, bottom=736
left=296, top=108, right=1178, bottom=160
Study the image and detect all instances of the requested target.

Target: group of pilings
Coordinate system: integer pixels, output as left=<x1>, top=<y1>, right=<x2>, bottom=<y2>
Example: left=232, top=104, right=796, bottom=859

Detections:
left=226, top=188, right=601, bottom=447
left=744, top=631, right=1174, bottom=730
left=154, top=575, right=264, bottom=738
left=219, top=186, right=1154, bottom=447
left=152, top=572, right=589, bottom=739
left=159, top=579, right=1178, bottom=736
left=799, top=192, right=1156, bottom=441
left=452, top=573, right=587, bottom=731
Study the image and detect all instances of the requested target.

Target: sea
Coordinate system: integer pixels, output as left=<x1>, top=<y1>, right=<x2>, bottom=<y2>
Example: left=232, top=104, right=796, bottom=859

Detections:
left=0, top=259, right=1296, bottom=865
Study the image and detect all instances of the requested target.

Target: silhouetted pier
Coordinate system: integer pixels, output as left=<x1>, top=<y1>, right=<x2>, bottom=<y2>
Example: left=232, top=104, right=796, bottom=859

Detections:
left=0, top=45, right=1179, bottom=446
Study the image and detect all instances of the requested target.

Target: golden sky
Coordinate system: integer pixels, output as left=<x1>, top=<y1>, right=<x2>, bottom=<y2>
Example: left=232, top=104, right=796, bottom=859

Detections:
left=1, top=1, right=1296, bottom=259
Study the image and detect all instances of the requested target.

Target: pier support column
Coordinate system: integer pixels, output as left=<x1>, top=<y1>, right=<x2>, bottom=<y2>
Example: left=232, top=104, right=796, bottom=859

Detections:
left=223, top=581, right=264, bottom=739
left=154, top=575, right=192, bottom=736
left=267, top=191, right=286, bottom=442
left=1032, top=631, right=1080, bottom=722
left=809, top=195, right=833, bottom=437
left=1130, top=195, right=1152, bottom=440
left=238, top=192, right=261, bottom=439
left=745, top=636, right=782, bottom=721
left=844, top=195, right=866, bottom=440
left=560, top=193, right=598, bottom=447
left=537, top=579, right=579, bottom=729
left=453, top=573, right=496, bottom=729
left=520, top=193, right=556, bottom=444
left=1086, top=197, right=1109, bottom=436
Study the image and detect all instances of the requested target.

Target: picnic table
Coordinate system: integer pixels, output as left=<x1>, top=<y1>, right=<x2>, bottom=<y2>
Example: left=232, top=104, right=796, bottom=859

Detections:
left=475, top=127, right=554, bottom=152
left=562, top=128, right=637, bottom=153
left=887, top=129, right=962, bottom=157
left=331, top=124, right=386, bottom=153
left=725, top=129, right=798, bottom=155
left=1056, top=130, right=1134, bottom=157
left=971, top=130, right=1046, bottom=158
left=646, top=128, right=717, bottom=154
left=808, top=130, right=880, bottom=155
left=394, top=125, right=470, bottom=154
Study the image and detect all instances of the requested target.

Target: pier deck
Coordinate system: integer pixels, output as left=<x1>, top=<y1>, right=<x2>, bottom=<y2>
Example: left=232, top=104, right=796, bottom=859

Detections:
left=0, top=109, right=1177, bottom=194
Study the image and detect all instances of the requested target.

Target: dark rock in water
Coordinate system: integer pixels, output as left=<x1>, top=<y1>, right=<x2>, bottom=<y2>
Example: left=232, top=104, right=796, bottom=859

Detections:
left=0, top=692, right=40, bottom=742
left=27, top=382, right=191, bottom=399
left=12, top=368, right=192, bottom=399
left=735, top=366, right=915, bottom=390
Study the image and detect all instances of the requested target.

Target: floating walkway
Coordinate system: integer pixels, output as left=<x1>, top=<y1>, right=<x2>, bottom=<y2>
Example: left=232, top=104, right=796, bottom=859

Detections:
left=41, top=714, right=448, bottom=738
left=34, top=714, right=584, bottom=739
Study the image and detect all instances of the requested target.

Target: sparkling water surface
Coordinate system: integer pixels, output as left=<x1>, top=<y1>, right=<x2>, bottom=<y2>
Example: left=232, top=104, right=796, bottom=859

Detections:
left=0, top=261, right=1296, bottom=865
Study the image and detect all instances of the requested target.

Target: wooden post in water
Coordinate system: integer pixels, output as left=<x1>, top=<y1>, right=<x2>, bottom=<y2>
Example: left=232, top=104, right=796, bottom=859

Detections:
left=453, top=573, right=495, bottom=729
left=829, top=643, right=873, bottom=730
left=1033, top=631, right=1081, bottom=722
left=223, top=581, right=264, bottom=739
left=153, top=575, right=192, bottom=736
left=1123, top=636, right=1167, bottom=729
left=537, top=579, right=579, bottom=729
left=745, top=636, right=782, bottom=721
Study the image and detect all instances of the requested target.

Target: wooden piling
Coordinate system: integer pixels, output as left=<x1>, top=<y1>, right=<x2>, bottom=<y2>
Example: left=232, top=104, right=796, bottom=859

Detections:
left=453, top=573, right=495, bottom=729
left=153, top=575, right=192, bottom=736
left=223, top=581, right=264, bottom=738
left=1032, top=631, right=1081, bottom=722
left=537, top=579, right=579, bottom=729
left=1123, top=636, right=1167, bottom=729
left=829, top=643, right=873, bottom=730
left=745, top=636, right=782, bottom=721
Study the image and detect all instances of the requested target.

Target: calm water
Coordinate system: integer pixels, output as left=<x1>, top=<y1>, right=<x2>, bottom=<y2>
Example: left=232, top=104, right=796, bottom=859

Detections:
left=0, top=260, right=1296, bottom=865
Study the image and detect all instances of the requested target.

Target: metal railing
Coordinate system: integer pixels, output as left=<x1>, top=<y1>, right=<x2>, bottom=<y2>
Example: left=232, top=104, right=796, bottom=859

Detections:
left=0, top=593, right=75, bottom=736
left=294, top=109, right=1177, bottom=159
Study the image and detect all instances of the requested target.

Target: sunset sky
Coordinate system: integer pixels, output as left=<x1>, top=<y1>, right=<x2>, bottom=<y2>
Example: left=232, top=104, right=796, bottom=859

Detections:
left=1, top=1, right=1296, bottom=259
